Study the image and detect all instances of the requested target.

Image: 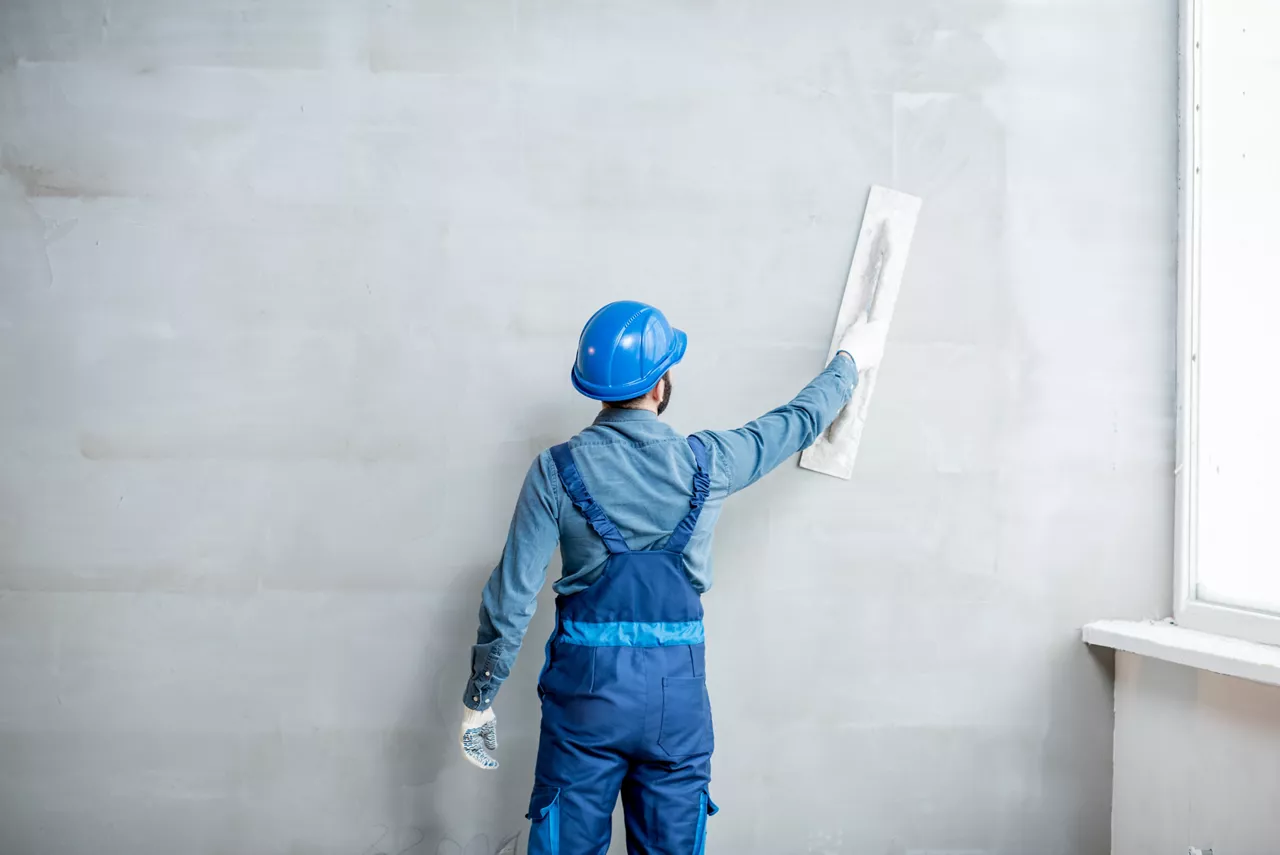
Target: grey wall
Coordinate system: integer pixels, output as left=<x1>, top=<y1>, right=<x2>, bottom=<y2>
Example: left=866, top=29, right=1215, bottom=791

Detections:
left=1112, top=653, right=1280, bottom=855
left=1, top=2, right=1176, bottom=853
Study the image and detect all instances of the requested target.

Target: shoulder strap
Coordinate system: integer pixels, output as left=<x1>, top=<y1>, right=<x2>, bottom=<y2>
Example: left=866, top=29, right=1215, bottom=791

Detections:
left=664, top=435, right=711, bottom=554
left=549, top=443, right=630, bottom=554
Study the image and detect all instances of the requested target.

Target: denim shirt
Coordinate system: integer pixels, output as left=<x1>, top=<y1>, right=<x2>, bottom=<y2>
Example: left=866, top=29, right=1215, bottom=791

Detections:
left=464, top=354, right=858, bottom=710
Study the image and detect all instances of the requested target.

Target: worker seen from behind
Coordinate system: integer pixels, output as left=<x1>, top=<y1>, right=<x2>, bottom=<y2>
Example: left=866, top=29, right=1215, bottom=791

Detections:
left=459, top=300, right=888, bottom=854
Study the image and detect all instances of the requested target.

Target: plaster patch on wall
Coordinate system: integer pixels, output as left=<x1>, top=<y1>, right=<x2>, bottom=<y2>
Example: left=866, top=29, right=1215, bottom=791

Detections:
left=0, top=168, right=54, bottom=289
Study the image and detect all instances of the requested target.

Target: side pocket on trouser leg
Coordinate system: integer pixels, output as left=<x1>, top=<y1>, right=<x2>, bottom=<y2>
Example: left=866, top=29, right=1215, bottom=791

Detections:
left=527, top=786, right=561, bottom=855
left=693, top=791, right=718, bottom=854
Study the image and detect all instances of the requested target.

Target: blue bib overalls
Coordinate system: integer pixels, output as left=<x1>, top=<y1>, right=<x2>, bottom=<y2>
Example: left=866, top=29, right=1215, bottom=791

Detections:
left=527, top=436, right=719, bottom=855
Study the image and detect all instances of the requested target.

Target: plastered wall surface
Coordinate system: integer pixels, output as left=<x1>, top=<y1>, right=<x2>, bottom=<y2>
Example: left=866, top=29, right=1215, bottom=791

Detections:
left=1112, top=653, right=1280, bottom=855
left=1, top=2, right=1175, bottom=853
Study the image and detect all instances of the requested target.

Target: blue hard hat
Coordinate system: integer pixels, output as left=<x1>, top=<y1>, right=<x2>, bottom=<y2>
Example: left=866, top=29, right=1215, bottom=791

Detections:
left=571, top=301, right=687, bottom=401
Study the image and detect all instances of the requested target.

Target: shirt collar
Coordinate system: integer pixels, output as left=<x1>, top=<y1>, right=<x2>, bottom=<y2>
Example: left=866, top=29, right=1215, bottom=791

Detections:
left=593, top=408, right=659, bottom=425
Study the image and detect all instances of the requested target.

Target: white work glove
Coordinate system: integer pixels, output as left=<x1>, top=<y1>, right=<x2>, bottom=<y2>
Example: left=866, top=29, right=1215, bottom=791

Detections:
left=836, top=311, right=890, bottom=372
left=460, top=706, right=499, bottom=770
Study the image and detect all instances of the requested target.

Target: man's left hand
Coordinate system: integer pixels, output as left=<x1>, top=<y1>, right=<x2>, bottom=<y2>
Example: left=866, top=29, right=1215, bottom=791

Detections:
left=460, top=706, right=499, bottom=770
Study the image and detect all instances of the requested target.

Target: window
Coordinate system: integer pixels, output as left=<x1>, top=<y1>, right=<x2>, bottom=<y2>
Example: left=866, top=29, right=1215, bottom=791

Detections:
left=1176, top=0, right=1280, bottom=645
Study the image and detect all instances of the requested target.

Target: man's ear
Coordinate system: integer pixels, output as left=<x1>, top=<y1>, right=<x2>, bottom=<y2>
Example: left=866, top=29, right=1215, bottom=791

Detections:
left=650, top=378, right=665, bottom=404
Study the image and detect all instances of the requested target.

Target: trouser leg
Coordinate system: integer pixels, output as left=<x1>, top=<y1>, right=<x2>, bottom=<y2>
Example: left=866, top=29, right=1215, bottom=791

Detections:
left=621, top=752, right=713, bottom=855
left=528, top=724, right=628, bottom=855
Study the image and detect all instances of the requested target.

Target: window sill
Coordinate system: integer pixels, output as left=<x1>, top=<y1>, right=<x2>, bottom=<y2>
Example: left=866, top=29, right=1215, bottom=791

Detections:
left=1083, top=619, right=1280, bottom=688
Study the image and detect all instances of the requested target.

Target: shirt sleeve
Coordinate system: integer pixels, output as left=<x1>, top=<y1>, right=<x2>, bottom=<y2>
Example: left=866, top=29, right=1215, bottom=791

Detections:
left=702, top=353, right=859, bottom=494
left=463, top=450, right=561, bottom=711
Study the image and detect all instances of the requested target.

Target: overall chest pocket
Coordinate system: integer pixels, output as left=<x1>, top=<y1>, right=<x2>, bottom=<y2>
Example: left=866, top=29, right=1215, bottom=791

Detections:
left=658, top=676, right=714, bottom=757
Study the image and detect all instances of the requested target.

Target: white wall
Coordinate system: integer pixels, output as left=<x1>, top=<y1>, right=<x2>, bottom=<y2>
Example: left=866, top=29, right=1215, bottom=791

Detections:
left=1112, top=653, right=1280, bottom=855
left=1, top=2, right=1176, bottom=853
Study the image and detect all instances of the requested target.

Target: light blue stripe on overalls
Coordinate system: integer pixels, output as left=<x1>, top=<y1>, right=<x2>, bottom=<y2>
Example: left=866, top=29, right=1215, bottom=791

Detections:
left=559, top=619, right=706, bottom=647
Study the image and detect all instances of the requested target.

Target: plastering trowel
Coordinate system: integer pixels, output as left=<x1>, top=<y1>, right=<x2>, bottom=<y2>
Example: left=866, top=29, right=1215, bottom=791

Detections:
left=799, top=185, right=922, bottom=479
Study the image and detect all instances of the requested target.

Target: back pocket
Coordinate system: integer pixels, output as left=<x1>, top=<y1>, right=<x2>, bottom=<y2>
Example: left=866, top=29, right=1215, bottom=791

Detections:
left=658, top=677, right=714, bottom=757
left=526, top=786, right=561, bottom=855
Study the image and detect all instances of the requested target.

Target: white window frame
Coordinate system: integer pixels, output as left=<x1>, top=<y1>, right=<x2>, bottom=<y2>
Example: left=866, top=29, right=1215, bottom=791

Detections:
left=1174, top=0, right=1280, bottom=647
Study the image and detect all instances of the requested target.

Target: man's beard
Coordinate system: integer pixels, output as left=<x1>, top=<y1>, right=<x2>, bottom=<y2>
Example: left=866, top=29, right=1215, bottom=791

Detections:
left=657, top=374, right=673, bottom=415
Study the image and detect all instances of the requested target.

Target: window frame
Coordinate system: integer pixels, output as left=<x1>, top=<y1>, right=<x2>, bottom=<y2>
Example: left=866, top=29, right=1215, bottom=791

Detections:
left=1174, top=0, right=1280, bottom=647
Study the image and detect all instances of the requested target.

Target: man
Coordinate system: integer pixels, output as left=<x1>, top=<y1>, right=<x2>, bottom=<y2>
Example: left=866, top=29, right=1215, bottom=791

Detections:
left=459, top=300, right=887, bottom=854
